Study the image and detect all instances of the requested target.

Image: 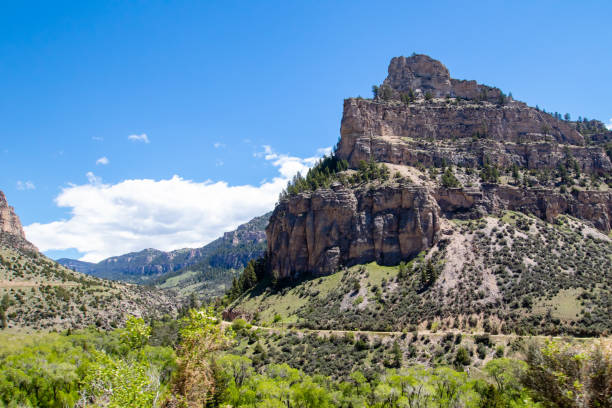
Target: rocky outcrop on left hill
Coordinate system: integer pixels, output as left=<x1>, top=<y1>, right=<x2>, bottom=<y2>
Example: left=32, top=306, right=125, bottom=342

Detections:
left=0, top=191, right=38, bottom=253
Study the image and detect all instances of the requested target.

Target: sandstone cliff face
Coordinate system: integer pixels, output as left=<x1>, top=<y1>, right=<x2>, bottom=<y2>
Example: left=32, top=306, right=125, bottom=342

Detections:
left=0, top=191, right=26, bottom=238
left=0, top=191, right=38, bottom=252
left=267, top=182, right=439, bottom=279
left=337, top=98, right=610, bottom=174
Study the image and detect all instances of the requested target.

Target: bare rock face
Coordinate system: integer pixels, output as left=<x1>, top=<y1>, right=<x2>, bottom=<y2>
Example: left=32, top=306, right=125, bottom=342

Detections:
left=384, top=55, right=452, bottom=97
left=267, top=183, right=440, bottom=279
left=338, top=55, right=611, bottom=174
left=433, top=186, right=612, bottom=231
left=0, top=191, right=38, bottom=252
left=337, top=99, right=609, bottom=174
left=382, top=54, right=503, bottom=102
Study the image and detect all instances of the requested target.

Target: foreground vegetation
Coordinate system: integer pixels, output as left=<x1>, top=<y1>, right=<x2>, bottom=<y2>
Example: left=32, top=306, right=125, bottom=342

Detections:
left=1, top=309, right=611, bottom=407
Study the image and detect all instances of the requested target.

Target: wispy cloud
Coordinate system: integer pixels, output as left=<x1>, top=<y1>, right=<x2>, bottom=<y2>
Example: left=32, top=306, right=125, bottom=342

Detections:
left=96, top=156, right=109, bottom=165
left=213, top=142, right=226, bottom=149
left=606, top=118, right=612, bottom=131
left=25, top=146, right=330, bottom=262
left=16, top=180, right=35, bottom=190
left=215, top=159, right=224, bottom=167
left=92, top=136, right=104, bottom=141
left=85, top=172, right=102, bottom=185
left=128, top=133, right=150, bottom=143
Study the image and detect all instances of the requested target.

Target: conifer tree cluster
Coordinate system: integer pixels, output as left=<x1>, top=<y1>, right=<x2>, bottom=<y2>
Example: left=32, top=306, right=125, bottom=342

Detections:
left=227, top=257, right=267, bottom=302
left=279, top=155, right=349, bottom=199
left=480, top=157, right=500, bottom=183
left=441, top=167, right=460, bottom=188
left=280, top=155, right=391, bottom=198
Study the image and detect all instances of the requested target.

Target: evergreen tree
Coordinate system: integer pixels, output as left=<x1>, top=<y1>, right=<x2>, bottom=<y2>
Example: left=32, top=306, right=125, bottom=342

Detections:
left=441, top=167, right=460, bottom=188
left=511, top=164, right=520, bottom=184
left=391, top=341, right=402, bottom=368
left=372, top=85, right=379, bottom=98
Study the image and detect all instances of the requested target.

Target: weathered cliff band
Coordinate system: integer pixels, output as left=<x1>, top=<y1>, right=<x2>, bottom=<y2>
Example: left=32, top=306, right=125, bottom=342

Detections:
left=337, top=98, right=610, bottom=174
left=266, top=183, right=439, bottom=279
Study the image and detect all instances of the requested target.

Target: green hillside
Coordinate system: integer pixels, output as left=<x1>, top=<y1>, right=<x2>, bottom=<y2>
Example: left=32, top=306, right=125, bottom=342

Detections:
left=0, top=245, right=176, bottom=330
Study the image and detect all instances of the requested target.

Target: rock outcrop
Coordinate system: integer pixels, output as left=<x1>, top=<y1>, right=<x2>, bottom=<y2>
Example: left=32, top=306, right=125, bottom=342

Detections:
left=338, top=54, right=611, bottom=174
left=266, top=55, right=612, bottom=279
left=383, top=55, right=504, bottom=103
left=267, top=182, right=439, bottom=279
left=0, top=191, right=38, bottom=252
left=337, top=98, right=611, bottom=174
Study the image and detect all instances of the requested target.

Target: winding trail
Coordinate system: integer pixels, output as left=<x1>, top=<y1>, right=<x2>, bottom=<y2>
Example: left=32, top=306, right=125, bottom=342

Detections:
left=222, top=321, right=604, bottom=342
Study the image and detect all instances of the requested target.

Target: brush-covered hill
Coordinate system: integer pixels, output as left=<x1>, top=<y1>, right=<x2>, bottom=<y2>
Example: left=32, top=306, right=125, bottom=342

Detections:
left=229, top=212, right=611, bottom=336
left=58, top=213, right=270, bottom=298
left=225, top=55, right=612, bottom=337
left=0, top=191, right=177, bottom=330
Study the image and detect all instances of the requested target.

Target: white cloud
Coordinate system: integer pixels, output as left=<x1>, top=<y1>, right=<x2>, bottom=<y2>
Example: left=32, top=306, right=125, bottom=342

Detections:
left=16, top=180, right=35, bottom=190
left=25, top=146, right=329, bottom=262
left=96, top=156, right=109, bottom=165
left=213, top=142, right=226, bottom=149
left=606, top=118, right=612, bottom=130
left=215, top=159, right=224, bottom=167
left=85, top=172, right=102, bottom=185
left=128, top=133, right=150, bottom=143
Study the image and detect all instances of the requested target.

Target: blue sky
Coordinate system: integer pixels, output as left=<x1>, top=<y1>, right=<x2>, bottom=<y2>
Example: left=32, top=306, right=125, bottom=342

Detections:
left=1, top=1, right=611, bottom=261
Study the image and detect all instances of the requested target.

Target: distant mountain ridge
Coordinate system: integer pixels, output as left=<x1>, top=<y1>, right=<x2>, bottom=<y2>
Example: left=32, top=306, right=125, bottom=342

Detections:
left=57, top=212, right=271, bottom=283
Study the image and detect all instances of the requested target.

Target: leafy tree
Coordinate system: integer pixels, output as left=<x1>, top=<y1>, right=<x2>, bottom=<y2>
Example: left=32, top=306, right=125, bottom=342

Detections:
left=121, top=315, right=151, bottom=349
left=420, top=259, right=437, bottom=288
left=391, top=341, right=402, bottom=368
left=511, top=164, right=520, bottom=184
left=168, top=308, right=232, bottom=407
left=522, top=340, right=612, bottom=408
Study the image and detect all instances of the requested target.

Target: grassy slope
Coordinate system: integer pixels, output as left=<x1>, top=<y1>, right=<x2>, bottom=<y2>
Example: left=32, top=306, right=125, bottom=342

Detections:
left=0, top=246, right=177, bottom=330
left=230, top=212, right=612, bottom=336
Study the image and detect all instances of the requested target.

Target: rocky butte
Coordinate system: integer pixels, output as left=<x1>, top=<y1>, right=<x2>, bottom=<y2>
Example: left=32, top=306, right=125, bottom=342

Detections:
left=266, top=54, right=612, bottom=279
